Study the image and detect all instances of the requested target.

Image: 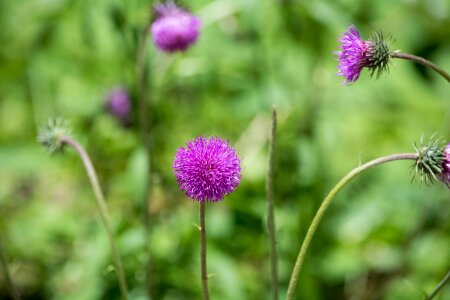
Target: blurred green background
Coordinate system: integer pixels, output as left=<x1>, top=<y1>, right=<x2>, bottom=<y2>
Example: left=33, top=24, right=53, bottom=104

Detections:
left=0, top=0, right=449, bottom=299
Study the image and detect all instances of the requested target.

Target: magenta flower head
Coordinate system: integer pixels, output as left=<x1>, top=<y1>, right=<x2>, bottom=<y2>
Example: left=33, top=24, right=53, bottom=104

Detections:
left=335, top=25, right=390, bottom=84
left=151, top=1, right=201, bottom=53
left=173, top=136, right=241, bottom=202
left=440, top=144, right=450, bottom=187
left=106, top=87, right=131, bottom=121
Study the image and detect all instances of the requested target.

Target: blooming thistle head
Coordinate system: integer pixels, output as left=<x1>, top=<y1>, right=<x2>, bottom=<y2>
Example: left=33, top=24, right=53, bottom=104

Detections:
left=412, top=135, right=447, bottom=187
left=106, top=87, right=131, bottom=122
left=335, top=25, right=391, bottom=84
left=173, top=136, right=241, bottom=202
left=37, top=119, right=71, bottom=154
left=440, top=144, right=450, bottom=187
left=151, top=1, right=201, bottom=53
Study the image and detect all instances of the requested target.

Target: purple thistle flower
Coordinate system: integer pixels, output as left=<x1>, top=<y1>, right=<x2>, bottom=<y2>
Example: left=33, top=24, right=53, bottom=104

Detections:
left=106, top=87, right=131, bottom=121
left=151, top=2, right=201, bottom=53
left=173, top=136, right=241, bottom=202
left=440, top=143, right=450, bottom=186
left=335, top=25, right=390, bottom=84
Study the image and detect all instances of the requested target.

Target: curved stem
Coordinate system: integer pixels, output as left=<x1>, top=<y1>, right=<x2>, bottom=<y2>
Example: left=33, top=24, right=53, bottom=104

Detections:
left=199, top=202, right=210, bottom=300
left=61, top=136, right=129, bottom=300
left=426, top=269, right=450, bottom=300
left=267, top=105, right=279, bottom=300
left=285, top=152, right=419, bottom=300
left=391, top=52, right=450, bottom=83
left=0, top=239, right=21, bottom=300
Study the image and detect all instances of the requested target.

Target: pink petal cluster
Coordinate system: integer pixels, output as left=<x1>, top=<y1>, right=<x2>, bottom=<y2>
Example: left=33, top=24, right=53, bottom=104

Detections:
left=441, top=143, right=450, bottom=186
left=173, top=137, right=241, bottom=202
left=151, top=2, right=201, bottom=53
left=335, top=25, right=374, bottom=84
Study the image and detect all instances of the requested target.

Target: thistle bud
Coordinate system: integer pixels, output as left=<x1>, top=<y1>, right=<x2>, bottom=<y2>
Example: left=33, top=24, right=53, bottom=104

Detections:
left=37, top=119, right=71, bottom=154
left=106, top=87, right=131, bottom=122
left=413, top=136, right=446, bottom=186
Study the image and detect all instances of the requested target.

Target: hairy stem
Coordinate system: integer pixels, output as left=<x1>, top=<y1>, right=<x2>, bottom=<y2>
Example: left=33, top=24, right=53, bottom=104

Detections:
left=391, top=52, right=450, bottom=83
left=426, top=269, right=450, bottom=300
left=200, top=202, right=210, bottom=300
left=285, top=152, right=419, bottom=300
left=0, top=239, right=21, bottom=300
left=267, top=105, right=279, bottom=300
left=61, top=136, right=128, bottom=300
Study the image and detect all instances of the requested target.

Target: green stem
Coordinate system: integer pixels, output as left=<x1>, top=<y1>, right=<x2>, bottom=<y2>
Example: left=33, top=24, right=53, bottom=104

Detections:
left=0, top=239, right=21, bottom=300
left=136, top=14, right=153, bottom=299
left=267, top=105, right=279, bottom=300
left=137, top=23, right=151, bottom=149
left=426, top=269, right=450, bottom=300
left=285, top=152, right=419, bottom=300
left=200, top=202, right=210, bottom=300
left=61, top=136, right=129, bottom=300
left=391, top=51, right=450, bottom=83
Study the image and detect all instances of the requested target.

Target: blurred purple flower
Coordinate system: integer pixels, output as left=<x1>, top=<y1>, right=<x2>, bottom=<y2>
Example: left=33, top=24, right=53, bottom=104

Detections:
left=440, top=143, right=450, bottom=186
left=106, top=88, right=131, bottom=121
left=335, top=25, right=390, bottom=84
left=151, top=1, right=201, bottom=53
left=173, top=136, right=241, bottom=202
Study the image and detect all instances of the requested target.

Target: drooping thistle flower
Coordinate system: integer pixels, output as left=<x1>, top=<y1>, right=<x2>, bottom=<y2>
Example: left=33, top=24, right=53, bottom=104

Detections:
left=38, top=119, right=129, bottom=298
left=335, top=25, right=450, bottom=83
left=106, top=87, right=131, bottom=122
left=151, top=1, right=201, bottom=53
left=335, top=25, right=390, bottom=84
left=286, top=135, right=449, bottom=299
left=173, top=136, right=241, bottom=202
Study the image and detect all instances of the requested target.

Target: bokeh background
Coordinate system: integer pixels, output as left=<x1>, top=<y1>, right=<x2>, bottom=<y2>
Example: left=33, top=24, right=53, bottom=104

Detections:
left=1, top=0, right=449, bottom=299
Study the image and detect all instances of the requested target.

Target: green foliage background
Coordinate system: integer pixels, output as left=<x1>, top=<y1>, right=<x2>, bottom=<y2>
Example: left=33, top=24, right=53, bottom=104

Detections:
left=0, top=0, right=449, bottom=299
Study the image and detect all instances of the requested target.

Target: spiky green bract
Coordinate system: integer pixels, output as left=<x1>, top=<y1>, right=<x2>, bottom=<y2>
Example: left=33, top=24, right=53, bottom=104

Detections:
left=37, top=119, right=71, bottom=154
left=367, top=30, right=391, bottom=79
left=413, top=136, right=446, bottom=185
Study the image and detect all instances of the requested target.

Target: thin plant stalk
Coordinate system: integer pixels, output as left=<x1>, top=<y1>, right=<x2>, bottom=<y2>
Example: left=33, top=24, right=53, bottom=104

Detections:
left=285, top=152, right=419, bottom=300
left=60, top=136, right=129, bottom=300
left=136, top=15, right=153, bottom=299
left=137, top=22, right=151, bottom=149
left=426, top=269, right=450, bottom=300
left=0, top=239, right=21, bottom=300
left=266, top=105, right=278, bottom=300
left=199, top=201, right=210, bottom=300
left=391, top=52, right=450, bottom=83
